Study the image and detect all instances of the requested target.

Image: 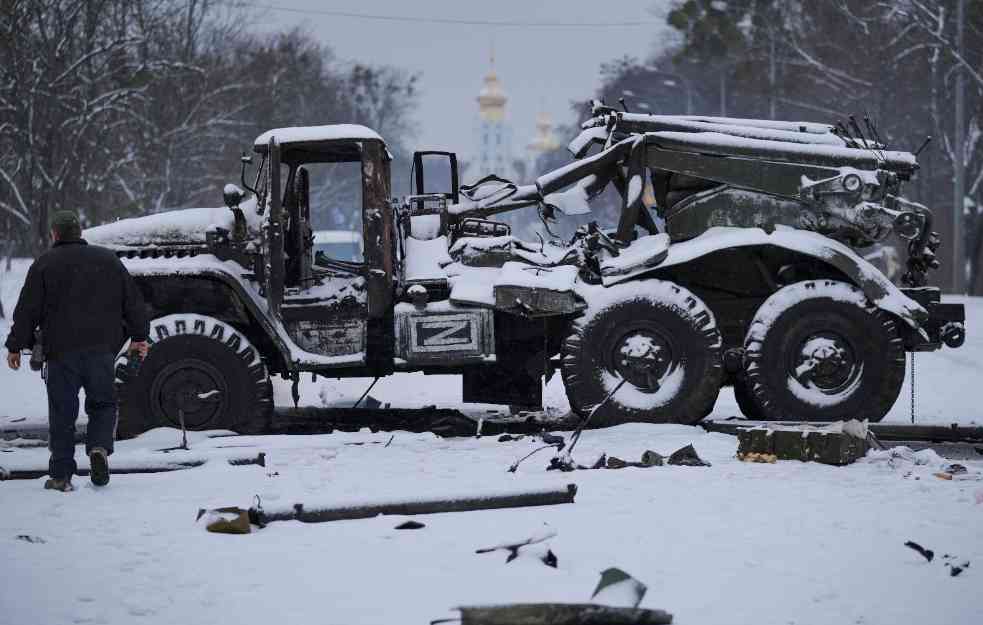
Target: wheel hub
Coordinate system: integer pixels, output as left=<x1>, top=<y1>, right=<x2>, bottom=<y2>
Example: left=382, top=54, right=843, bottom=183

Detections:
left=614, top=331, right=673, bottom=391
left=150, top=359, right=229, bottom=429
left=793, top=333, right=857, bottom=391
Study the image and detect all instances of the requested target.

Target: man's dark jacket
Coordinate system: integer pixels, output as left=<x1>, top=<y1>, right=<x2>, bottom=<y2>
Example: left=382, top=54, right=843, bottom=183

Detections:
left=5, top=240, right=150, bottom=359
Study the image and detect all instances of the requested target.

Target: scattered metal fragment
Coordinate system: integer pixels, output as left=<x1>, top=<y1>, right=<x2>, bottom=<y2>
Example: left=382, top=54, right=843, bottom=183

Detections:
left=606, top=456, right=629, bottom=469
left=948, top=561, right=970, bottom=577
left=904, top=540, right=934, bottom=562
left=15, top=535, right=45, bottom=544
left=510, top=443, right=564, bottom=473
left=541, top=433, right=566, bottom=450
left=476, top=529, right=557, bottom=564
left=541, top=549, right=558, bottom=568
left=640, top=450, right=664, bottom=467
left=667, top=444, right=711, bottom=467
left=592, top=567, right=648, bottom=609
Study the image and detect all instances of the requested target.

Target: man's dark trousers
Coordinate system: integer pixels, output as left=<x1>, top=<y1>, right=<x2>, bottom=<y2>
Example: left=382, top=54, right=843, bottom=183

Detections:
left=46, top=348, right=117, bottom=480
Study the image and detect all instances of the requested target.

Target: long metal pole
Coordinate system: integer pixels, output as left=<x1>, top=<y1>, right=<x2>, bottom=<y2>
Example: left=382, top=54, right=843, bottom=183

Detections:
left=719, top=69, right=727, bottom=116
left=953, top=0, right=966, bottom=293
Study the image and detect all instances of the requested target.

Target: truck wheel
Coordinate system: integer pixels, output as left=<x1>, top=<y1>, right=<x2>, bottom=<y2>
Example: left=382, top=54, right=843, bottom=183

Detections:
left=743, top=280, right=905, bottom=422
left=561, top=281, right=723, bottom=425
left=116, top=314, right=273, bottom=439
left=732, top=379, right=762, bottom=419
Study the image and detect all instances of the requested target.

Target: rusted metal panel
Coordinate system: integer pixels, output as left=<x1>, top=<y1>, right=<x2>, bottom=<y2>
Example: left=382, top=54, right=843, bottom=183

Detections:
left=283, top=318, right=365, bottom=357
left=265, top=137, right=284, bottom=315
left=394, top=304, right=495, bottom=365
left=361, top=141, right=393, bottom=320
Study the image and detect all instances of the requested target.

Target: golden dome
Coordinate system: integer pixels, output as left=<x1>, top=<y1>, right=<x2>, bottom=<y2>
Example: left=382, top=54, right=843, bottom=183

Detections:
left=528, top=111, right=559, bottom=152
left=478, top=52, right=506, bottom=121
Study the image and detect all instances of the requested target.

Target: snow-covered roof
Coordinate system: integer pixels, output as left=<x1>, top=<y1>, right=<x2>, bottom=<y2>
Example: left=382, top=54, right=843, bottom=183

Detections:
left=254, top=124, right=384, bottom=147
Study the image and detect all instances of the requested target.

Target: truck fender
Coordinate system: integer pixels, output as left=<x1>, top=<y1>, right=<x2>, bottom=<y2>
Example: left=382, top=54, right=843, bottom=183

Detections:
left=123, top=258, right=294, bottom=370
left=604, top=226, right=927, bottom=329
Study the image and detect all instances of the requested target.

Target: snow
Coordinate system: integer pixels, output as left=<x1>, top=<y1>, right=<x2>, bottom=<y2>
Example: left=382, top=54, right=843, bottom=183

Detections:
left=650, top=130, right=916, bottom=168
left=253, top=123, right=383, bottom=147
left=85, top=198, right=263, bottom=248
left=1, top=259, right=982, bottom=625
left=1, top=423, right=981, bottom=625
left=543, top=180, right=593, bottom=216
left=631, top=113, right=835, bottom=136
left=403, top=235, right=452, bottom=281
left=619, top=113, right=848, bottom=146
left=599, top=233, right=670, bottom=277
left=566, top=126, right=609, bottom=157
left=495, top=262, right=578, bottom=291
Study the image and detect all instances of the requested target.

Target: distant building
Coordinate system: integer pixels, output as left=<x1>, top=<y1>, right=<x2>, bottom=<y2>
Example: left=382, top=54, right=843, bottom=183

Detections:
left=474, top=52, right=514, bottom=181
left=526, top=111, right=560, bottom=170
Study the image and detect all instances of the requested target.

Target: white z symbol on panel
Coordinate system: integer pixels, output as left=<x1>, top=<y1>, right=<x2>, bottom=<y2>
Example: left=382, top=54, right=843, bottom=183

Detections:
left=420, top=319, right=470, bottom=346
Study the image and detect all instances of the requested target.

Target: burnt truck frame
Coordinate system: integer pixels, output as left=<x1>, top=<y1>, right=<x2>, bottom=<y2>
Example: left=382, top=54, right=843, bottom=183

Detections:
left=95, top=109, right=965, bottom=437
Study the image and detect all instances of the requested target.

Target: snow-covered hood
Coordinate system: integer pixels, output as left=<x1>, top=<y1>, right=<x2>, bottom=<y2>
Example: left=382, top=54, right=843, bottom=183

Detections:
left=86, top=199, right=262, bottom=248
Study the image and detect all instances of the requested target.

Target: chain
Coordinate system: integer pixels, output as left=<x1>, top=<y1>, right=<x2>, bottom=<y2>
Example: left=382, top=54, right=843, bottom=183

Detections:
left=910, top=352, right=916, bottom=424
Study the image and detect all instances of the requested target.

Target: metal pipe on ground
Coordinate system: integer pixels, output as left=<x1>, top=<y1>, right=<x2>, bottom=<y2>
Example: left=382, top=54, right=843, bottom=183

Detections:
left=255, top=483, right=577, bottom=524
left=456, top=603, right=673, bottom=625
left=702, top=420, right=983, bottom=443
left=0, top=452, right=265, bottom=481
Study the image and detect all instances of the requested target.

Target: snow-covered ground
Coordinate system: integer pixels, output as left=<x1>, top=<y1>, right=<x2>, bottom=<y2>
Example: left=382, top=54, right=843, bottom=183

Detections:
left=1, top=425, right=981, bottom=624
left=1, top=258, right=982, bottom=625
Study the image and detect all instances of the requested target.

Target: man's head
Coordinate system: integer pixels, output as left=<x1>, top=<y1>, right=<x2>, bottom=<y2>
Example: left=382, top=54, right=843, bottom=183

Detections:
left=50, top=210, right=82, bottom=243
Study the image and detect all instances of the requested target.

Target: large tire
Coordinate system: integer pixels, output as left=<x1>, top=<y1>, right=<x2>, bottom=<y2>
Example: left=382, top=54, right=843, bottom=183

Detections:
left=743, top=280, right=905, bottom=422
left=732, top=378, right=762, bottom=419
left=116, top=314, right=273, bottom=439
left=561, top=280, right=723, bottom=425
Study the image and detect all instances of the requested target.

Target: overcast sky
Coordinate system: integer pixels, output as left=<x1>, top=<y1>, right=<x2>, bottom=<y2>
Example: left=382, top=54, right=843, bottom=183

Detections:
left=251, top=0, right=674, bottom=164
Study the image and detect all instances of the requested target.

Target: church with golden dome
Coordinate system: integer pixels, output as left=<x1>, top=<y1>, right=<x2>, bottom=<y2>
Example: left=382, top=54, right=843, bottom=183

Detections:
left=472, top=50, right=558, bottom=183
left=474, top=51, right=512, bottom=179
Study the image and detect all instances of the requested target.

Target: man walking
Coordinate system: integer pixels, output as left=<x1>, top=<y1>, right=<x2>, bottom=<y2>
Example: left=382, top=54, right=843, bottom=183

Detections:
left=5, top=211, right=149, bottom=491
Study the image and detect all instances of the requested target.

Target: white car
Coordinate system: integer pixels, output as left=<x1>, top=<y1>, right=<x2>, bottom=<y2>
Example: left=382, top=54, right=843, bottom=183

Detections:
left=312, top=229, right=362, bottom=262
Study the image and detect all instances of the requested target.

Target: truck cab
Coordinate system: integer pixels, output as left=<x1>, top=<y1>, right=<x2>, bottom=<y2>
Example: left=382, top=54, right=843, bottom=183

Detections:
left=92, top=124, right=550, bottom=436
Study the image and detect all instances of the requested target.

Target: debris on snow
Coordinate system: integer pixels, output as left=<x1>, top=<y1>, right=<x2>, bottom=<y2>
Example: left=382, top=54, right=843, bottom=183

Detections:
left=255, top=485, right=577, bottom=524
left=667, top=444, right=712, bottom=467
left=475, top=528, right=557, bottom=564
left=591, top=567, right=647, bottom=609
left=739, top=452, right=778, bottom=463
left=394, top=520, right=426, bottom=530
left=737, top=422, right=870, bottom=465
left=197, top=507, right=252, bottom=534
left=861, top=446, right=945, bottom=471
left=947, top=561, right=970, bottom=577
left=541, top=549, right=558, bottom=569
left=640, top=450, right=665, bottom=467
left=904, top=541, right=934, bottom=562
left=452, top=603, right=673, bottom=625
left=15, top=535, right=46, bottom=544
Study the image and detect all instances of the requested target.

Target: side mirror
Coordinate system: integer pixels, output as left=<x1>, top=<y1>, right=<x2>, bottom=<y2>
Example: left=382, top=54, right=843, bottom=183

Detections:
left=223, top=183, right=244, bottom=209
left=413, top=151, right=459, bottom=203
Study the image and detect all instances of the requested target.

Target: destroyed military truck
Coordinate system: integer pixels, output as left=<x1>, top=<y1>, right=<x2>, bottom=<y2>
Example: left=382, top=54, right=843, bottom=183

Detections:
left=86, top=103, right=966, bottom=437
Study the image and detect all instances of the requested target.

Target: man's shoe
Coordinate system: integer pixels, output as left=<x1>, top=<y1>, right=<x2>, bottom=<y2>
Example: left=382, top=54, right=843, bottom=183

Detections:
left=89, top=447, right=110, bottom=487
left=44, top=478, right=74, bottom=492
